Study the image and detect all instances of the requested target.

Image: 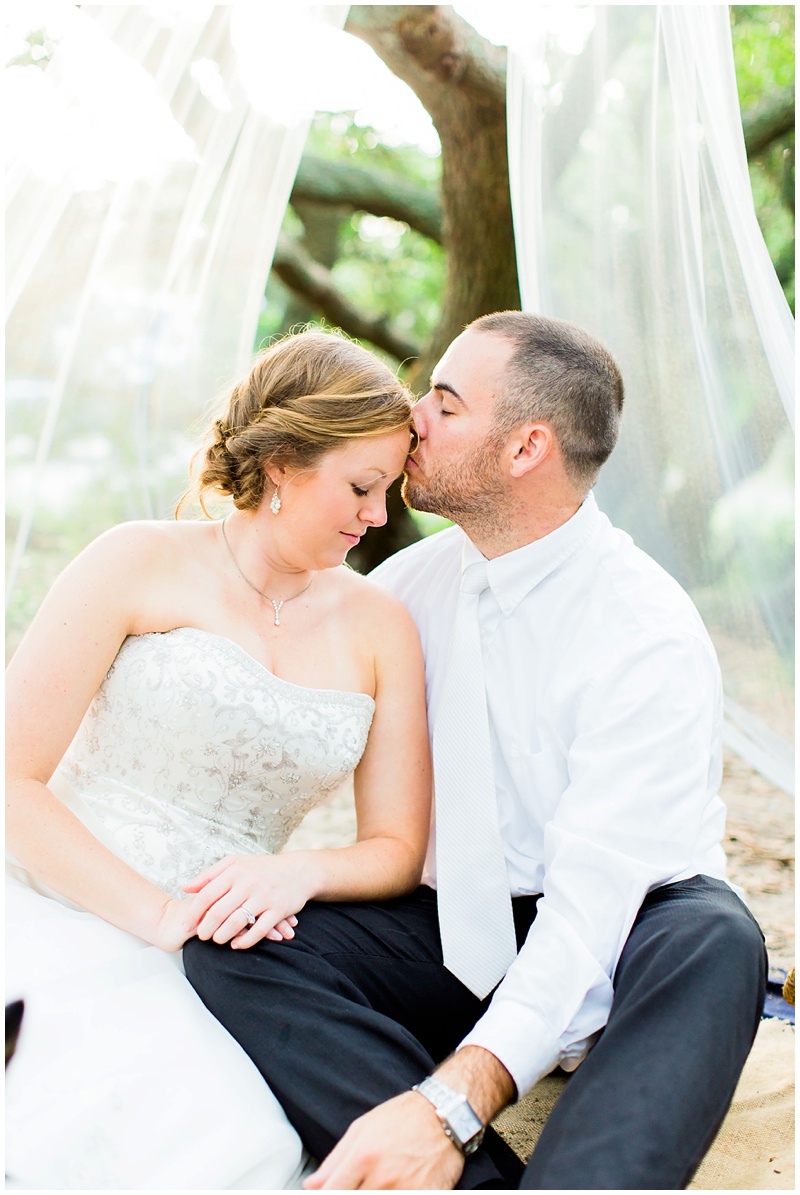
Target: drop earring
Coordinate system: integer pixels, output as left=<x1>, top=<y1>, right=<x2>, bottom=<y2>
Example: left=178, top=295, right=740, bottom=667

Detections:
left=269, top=485, right=282, bottom=515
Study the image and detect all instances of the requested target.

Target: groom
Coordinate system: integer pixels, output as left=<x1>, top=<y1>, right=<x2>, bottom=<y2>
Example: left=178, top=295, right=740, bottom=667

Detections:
left=184, top=312, right=766, bottom=1190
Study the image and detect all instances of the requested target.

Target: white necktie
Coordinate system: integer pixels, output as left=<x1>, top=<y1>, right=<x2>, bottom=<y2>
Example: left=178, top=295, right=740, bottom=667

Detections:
left=433, top=561, right=518, bottom=998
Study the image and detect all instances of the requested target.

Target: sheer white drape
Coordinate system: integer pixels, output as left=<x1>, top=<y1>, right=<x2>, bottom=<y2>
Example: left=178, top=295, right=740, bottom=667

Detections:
left=6, top=3, right=348, bottom=624
left=507, top=5, right=794, bottom=791
left=7, top=4, right=794, bottom=791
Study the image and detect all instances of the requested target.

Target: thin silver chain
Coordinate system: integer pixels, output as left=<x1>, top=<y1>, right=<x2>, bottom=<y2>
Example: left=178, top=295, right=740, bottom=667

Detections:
left=219, top=517, right=314, bottom=627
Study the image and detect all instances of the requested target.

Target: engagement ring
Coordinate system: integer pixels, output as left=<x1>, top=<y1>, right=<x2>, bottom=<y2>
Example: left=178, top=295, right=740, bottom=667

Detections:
left=238, top=904, right=256, bottom=926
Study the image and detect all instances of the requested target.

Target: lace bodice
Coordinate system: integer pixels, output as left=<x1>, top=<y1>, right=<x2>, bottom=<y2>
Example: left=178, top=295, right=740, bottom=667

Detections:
left=55, top=628, right=375, bottom=897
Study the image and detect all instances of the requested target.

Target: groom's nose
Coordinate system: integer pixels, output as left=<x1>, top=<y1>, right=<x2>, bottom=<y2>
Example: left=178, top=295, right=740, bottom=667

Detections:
left=411, top=393, right=431, bottom=439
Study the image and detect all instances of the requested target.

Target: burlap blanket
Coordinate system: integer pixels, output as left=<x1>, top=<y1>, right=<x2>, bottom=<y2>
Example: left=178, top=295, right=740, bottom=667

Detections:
left=493, top=1018, right=795, bottom=1190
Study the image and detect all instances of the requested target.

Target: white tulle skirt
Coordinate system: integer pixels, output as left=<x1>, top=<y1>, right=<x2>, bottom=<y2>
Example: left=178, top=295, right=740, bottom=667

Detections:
left=5, top=877, right=309, bottom=1190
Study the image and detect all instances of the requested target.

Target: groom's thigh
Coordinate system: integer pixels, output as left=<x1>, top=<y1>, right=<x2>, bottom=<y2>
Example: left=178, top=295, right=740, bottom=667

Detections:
left=185, top=887, right=486, bottom=1060
left=270, top=887, right=490, bottom=1057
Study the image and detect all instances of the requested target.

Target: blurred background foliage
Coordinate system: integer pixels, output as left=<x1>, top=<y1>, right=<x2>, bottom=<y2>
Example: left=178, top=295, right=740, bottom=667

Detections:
left=254, top=4, right=795, bottom=572
left=5, top=4, right=795, bottom=648
left=7, top=4, right=794, bottom=370
left=256, top=6, right=794, bottom=366
left=730, top=5, right=795, bottom=310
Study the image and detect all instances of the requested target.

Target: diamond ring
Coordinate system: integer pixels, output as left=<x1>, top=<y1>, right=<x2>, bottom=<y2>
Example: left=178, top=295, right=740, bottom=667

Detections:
left=238, top=904, right=257, bottom=926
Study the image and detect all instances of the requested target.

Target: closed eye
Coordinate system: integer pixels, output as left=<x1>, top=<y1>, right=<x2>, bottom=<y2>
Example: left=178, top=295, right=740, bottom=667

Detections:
left=351, top=484, right=369, bottom=498
left=431, top=381, right=464, bottom=417
left=432, top=388, right=456, bottom=417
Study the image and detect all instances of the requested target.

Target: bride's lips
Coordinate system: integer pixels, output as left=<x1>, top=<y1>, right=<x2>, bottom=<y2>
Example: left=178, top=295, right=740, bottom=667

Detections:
left=405, top=455, right=419, bottom=470
left=341, top=532, right=361, bottom=545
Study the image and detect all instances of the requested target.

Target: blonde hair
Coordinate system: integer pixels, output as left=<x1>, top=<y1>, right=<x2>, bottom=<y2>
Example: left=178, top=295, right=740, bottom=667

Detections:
left=180, top=331, right=414, bottom=515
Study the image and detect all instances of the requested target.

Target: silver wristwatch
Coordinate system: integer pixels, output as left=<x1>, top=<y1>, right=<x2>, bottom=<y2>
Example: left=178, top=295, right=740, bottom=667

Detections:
left=412, top=1075, right=486, bottom=1156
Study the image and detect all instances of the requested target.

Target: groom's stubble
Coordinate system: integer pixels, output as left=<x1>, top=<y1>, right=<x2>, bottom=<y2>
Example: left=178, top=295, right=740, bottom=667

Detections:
left=401, top=432, right=511, bottom=539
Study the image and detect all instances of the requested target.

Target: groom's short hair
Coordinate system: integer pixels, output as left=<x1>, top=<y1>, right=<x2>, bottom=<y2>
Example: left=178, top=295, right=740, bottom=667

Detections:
left=468, top=311, right=624, bottom=494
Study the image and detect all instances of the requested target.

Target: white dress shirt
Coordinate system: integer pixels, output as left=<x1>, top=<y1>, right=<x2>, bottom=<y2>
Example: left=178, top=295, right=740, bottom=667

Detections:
left=371, top=494, right=731, bottom=1097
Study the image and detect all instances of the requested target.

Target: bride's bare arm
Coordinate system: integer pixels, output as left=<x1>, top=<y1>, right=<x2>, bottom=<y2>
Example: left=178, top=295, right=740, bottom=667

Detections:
left=183, top=591, right=432, bottom=948
left=5, top=524, right=201, bottom=950
left=350, top=592, right=432, bottom=881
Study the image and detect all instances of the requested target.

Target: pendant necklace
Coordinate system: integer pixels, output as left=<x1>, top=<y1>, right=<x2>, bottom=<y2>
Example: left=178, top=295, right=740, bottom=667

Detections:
left=220, top=517, right=314, bottom=627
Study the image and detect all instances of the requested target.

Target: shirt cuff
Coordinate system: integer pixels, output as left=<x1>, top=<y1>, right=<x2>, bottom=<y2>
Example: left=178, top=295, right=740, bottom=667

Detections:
left=458, top=1000, right=561, bottom=1099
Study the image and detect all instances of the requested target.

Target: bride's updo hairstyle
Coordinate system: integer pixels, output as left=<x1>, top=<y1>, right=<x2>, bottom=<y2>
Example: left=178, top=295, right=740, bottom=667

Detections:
left=182, top=330, right=414, bottom=515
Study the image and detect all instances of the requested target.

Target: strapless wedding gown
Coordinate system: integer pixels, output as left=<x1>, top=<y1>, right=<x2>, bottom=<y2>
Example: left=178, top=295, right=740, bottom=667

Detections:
left=5, top=628, right=375, bottom=1190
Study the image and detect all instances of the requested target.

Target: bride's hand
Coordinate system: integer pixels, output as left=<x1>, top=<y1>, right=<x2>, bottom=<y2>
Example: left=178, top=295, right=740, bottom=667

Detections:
left=151, top=897, right=197, bottom=953
left=149, top=891, right=296, bottom=952
left=180, top=854, right=319, bottom=949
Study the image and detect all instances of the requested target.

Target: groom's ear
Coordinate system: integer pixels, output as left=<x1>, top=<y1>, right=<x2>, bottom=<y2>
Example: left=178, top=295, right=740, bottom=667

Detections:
left=508, top=423, right=553, bottom=478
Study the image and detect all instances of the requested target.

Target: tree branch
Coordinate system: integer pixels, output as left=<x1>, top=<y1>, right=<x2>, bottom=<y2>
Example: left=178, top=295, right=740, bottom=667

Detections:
left=272, top=232, right=421, bottom=365
left=345, top=5, right=506, bottom=124
left=292, top=155, right=442, bottom=243
left=742, top=85, right=795, bottom=158
left=780, top=143, right=795, bottom=215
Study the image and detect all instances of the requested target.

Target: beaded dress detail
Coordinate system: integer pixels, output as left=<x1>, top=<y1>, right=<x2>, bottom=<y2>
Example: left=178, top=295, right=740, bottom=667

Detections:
left=58, top=628, right=375, bottom=898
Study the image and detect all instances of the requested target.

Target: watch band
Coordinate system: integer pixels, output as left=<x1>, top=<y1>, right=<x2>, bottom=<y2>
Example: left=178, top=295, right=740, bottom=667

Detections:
left=412, top=1075, right=486, bottom=1156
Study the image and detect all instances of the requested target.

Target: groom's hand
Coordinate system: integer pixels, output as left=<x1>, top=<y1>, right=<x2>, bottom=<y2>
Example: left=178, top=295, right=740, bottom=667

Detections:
left=303, top=1089, right=464, bottom=1191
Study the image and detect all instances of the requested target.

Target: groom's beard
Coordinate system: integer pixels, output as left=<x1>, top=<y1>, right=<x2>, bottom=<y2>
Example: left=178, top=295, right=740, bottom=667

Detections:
left=401, top=440, right=506, bottom=531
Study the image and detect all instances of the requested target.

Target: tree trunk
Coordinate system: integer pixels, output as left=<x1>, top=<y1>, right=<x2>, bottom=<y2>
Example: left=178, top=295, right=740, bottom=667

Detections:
left=345, top=5, right=521, bottom=385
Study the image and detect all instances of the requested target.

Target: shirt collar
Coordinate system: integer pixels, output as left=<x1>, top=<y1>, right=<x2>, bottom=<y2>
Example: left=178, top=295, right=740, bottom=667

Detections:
left=461, top=492, right=601, bottom=617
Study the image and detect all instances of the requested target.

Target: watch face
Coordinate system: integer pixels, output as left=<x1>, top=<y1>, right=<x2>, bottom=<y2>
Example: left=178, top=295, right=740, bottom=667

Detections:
left=448, top=1100, right=484, bottom=1145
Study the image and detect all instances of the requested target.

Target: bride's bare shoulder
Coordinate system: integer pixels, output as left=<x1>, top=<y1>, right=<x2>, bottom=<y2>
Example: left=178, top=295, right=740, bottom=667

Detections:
left=334, top=565, right=418, bottom=638
left=85, top=519, right=216, bottom=565
left=53, top=522, right=219, bottom=609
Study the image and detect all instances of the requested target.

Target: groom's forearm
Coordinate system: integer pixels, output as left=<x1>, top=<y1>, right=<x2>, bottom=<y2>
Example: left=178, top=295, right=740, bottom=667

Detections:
left=435, top=1044, right=516, bottom=1124
left=303, top=1046, right=516, bottom=1191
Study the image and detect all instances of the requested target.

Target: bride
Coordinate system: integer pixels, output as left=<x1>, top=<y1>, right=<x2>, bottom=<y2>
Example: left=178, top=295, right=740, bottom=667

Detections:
left=5, top=331, right=432, bottom=1190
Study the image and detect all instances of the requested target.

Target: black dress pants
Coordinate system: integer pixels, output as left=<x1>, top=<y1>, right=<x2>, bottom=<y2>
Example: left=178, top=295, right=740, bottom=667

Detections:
left=183, top=876, right=766, bottom=1190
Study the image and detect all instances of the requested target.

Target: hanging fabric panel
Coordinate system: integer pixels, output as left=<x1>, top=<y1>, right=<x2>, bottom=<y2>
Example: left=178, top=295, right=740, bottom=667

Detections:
left=6, top=3, right=348, bottom=640
left=506, top=5, right=794, bottom=792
